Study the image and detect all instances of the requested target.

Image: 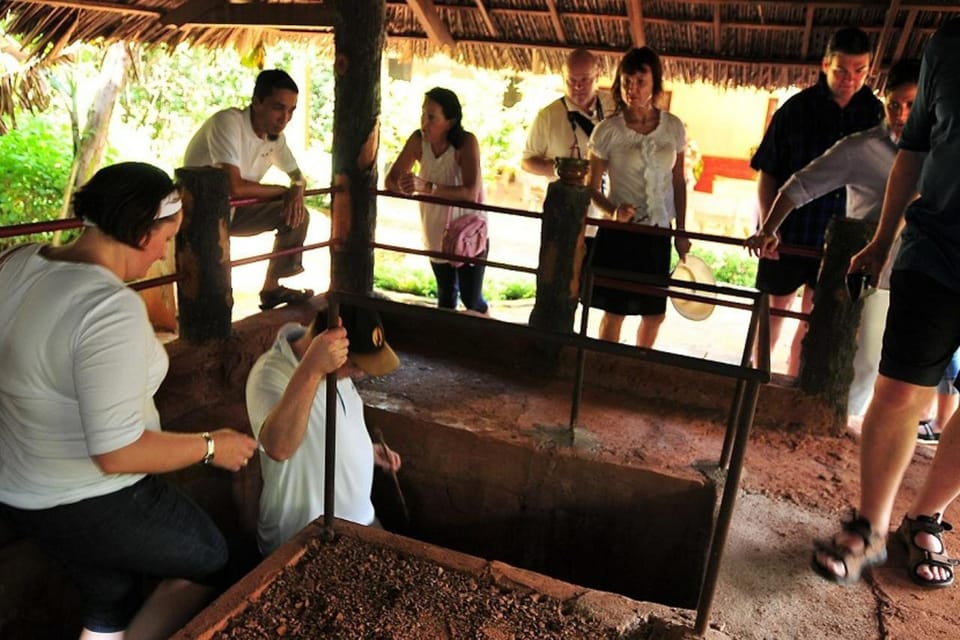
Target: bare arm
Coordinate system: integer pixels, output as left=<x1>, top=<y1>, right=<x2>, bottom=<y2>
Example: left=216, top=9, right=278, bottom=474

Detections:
left=744, top=191, right=797, bottom=257
left=756, top=171, right=779, bottom=227
left=218, top=163, right=289, bottom=200
left=93, top=428, right=257, bottom=474
left=850, top=149, right=926, bottom=284
left=258, top=327, right=349, bottom=461
left=521, top=156, right=557, bottom=178
left=385, top=132, right=422, bottom=193
left=672, top=153, right=690, bottom=260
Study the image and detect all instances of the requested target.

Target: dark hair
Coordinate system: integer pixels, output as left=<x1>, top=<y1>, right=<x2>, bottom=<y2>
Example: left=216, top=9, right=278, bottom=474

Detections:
left=825, top=27, right=872, bottom=59
left=424, top=87, right=467, bottom=149
left=72, top=162, right=177, bottom=249
left=253, top=69, right=299, bottom=102
left=611, top=47, right=664, bottom=113
left=885, top=59, right=920, bottom=93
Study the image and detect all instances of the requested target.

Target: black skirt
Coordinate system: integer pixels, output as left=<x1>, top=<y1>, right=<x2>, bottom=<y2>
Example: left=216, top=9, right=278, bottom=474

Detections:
left=586, top=228, right=671, bottom=316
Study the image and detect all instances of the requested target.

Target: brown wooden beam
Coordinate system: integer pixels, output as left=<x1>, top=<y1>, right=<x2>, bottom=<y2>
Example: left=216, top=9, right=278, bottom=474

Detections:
left=171, top=3, right=338, bottom=30
left=543, top=0, right=566, bottom=43
left=159, top=0, right=222, bottom=26
left=800, top=6, right=814, bottom=59
left=405, top=0, right=456, bottom=47
left=870, top=0, right=901, bottom=78
left=891, top=8, right=918, bottom=63
left=626, top=0, right=646, bottom=48
left=472, top=0, right=498, bottom=38
left=12, top=0, right=160, bottom=18
left=712, top=4, right=721, bottom=53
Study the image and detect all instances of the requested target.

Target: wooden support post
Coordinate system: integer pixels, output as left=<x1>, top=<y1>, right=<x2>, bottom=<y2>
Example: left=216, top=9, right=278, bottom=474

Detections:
left=174, top=166, right=233, bottom=342
left=330, top=0, right=385, bottom=295
left=799, top=217, right=876, bottom=431
left=529, top=180, right=589, bottom=335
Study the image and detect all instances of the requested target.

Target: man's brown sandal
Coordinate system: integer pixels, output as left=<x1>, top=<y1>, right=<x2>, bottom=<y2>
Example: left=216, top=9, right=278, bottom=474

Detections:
left=812, top=512, right=887, bottom=586
left=896, top=513, right=959, bottom=588
left=259, top=286, right=314, bottom=310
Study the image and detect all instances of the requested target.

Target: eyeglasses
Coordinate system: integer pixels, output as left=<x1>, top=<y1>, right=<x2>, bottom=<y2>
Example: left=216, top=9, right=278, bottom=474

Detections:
left=565, top=75, right=597, bottom=88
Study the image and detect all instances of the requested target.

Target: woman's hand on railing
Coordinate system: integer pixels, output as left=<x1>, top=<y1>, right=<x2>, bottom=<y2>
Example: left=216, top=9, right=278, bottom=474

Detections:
left=744, top=229, right=780, bottom=259
left=395, top=172, right=434, bottom=196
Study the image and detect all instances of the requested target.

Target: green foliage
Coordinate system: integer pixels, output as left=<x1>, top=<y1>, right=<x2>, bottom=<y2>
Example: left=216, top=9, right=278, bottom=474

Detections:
left=373, top=250, right=536, bottom=301
left=379, top=59, right=560, bottom=185
left=485, top=274, right=536, bottom=301
left=373, top=251, right=437, bottom=298
left=0, top=113, right=74, bottom=246
left=672, top=246, right=758, bottom=288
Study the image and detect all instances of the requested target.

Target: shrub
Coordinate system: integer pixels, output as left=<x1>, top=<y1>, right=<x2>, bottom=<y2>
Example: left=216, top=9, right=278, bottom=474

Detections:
left=672, top=246, right=757, bottom=288
left=0, top=113, right=74, bottom=247
left=373, top=250, right=537, bottom=302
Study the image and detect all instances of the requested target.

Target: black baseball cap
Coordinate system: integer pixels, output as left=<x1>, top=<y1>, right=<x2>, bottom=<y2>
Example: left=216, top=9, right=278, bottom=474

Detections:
left=314, top=304, right=400, bottom=376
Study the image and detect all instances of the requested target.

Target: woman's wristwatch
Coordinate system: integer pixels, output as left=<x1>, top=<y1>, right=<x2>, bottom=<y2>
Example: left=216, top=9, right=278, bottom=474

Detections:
left=200, top=432, right=215, bottom=465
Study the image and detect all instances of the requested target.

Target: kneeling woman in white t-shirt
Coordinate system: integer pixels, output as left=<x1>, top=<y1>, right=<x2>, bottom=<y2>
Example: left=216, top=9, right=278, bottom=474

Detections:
left=0, top=162, right=257, bottom=639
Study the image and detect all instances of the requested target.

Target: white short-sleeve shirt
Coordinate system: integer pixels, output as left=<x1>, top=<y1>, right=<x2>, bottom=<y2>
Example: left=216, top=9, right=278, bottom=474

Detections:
left=588, top=111, right=686, bottom=228
left=183, top=106, right=299, bottom=182
left=0, top=245, right=164, bottom=509
left=246, top=323, right=376, bottom=555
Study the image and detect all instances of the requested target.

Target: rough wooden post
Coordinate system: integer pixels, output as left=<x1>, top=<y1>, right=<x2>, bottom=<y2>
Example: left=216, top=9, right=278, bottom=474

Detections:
left=330, top=0, right=384, bottom=295
left=174, top=166, right=233, bottom=342
left=799, top=217, right=876, bottom=431
left=529, top=180, right=589, bottom=334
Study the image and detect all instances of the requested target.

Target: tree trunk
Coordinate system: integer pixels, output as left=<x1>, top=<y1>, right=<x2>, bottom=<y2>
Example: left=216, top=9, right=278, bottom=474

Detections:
left=330, top=0, right=384, bottom=295
left=57, top=41, right=130, bottom=225
left=529, top=180, right=589, bottom=334
left=799, top=217, right=876, bottom=431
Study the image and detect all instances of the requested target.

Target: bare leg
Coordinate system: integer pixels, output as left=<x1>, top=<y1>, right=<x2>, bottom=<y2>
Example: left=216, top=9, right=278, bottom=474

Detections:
left=785, top=286, right=814, bottom=378
left=636, top=313, right=665, bottom=349
left=814, top=375, right=932, bottom=578
left=765, top=292, right=796, bottom=371
left=936, top=391, right=959, bottom=429
left=599, top=312, right=625, bottom=343
left=908, top=411, right=960, bottom=582
left=124, top=579, right=214, bottom=640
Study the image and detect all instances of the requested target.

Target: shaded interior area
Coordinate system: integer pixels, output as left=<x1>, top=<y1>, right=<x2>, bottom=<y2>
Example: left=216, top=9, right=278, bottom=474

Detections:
left=1, top=299, right=830, bottom=637
left=369, top=411, right=715, bottom=608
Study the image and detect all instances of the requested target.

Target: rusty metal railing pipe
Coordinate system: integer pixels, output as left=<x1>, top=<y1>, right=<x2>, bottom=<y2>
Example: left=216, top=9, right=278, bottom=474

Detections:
left=322, top=298, right=341, bottom=542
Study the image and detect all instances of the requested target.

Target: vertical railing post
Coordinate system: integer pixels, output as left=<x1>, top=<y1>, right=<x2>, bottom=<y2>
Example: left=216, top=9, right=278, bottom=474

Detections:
left=799, top=217, right=875, bottom=431
left=174, top=166, right=233, bottom=342
left=529, top=180, right=590, bottom=336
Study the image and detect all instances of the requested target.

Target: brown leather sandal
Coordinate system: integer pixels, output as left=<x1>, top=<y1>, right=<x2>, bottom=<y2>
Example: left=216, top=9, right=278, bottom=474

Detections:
left=896, top=513, right=959, bottom=588
left=812, top=512, right=887, bottom=586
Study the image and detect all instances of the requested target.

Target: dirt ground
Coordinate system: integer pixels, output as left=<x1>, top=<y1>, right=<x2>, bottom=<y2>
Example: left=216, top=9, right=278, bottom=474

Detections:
left=220, top=207, right=960, bottom=639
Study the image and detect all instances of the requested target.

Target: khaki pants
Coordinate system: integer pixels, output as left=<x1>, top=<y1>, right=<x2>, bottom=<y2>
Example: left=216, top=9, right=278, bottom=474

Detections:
left=230, top=201, right=309, bottom=280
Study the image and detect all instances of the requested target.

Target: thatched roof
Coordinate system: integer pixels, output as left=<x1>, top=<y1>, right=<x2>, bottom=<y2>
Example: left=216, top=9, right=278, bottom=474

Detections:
left=2, top=0, right=958, bottom=90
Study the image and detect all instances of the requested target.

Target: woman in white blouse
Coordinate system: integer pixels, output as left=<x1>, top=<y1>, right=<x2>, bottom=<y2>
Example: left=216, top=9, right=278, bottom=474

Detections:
left=587, top=47, right=690, bottom=348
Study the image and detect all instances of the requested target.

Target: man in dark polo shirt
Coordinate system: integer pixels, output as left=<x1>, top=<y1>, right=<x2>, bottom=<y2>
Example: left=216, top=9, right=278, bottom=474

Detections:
left=751, top=26, right=883, bottom=377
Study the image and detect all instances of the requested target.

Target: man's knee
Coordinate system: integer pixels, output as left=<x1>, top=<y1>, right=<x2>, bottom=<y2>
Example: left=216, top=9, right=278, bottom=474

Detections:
left=872, top=375, right=932, bottom=409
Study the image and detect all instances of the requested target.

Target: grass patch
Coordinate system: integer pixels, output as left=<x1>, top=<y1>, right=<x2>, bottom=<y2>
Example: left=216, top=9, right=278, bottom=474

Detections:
left=374, top=250, right=536, bottom=302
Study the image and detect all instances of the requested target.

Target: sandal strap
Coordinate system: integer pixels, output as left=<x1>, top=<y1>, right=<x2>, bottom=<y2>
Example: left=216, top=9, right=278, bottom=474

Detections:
left=841, top=512, right=879, bottom=548
left=908, top=513, right=953, bottom=536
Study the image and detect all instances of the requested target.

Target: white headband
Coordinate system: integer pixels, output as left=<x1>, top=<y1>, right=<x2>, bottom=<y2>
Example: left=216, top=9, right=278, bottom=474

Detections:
left=155, top=190, right=182, bottom=220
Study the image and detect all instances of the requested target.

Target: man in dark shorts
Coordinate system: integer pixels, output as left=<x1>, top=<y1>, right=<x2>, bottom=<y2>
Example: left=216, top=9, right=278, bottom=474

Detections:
left=750, top=27, right=883, bottom=376
left=812, top=19, right=960, bottom=589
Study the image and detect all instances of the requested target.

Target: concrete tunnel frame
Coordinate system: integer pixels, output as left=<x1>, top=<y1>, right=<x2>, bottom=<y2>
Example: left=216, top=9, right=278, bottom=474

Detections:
left=320, top=290, right=770, bottom=634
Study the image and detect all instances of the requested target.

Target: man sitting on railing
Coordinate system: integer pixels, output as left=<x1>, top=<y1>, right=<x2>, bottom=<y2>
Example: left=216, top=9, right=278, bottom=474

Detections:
left=184, top=68, right=313, bottom=310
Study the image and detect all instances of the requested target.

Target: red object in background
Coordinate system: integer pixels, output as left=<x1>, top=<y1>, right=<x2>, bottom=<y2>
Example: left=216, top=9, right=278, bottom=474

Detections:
left=695, top=156, right=756, bottom=193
